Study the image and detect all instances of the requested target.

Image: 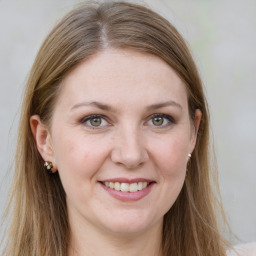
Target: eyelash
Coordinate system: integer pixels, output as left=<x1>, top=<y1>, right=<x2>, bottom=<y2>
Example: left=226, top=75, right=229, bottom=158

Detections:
left=80, top=114, right=109, bottom=129
left=148, top=113, right=176, bottom=127
left=80, top=113, right=175, bottom=129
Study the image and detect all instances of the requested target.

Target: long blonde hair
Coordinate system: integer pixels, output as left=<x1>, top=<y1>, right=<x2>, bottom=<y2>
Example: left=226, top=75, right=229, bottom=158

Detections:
left=2, top=1, right=230, bottom=255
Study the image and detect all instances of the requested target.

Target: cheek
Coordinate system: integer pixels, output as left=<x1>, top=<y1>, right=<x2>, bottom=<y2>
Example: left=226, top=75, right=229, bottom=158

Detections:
left=151, top=133, right=190, bottom=177
left=152, top=134, right=190, bottom=211
left=52, top=130, right=109, bottom=183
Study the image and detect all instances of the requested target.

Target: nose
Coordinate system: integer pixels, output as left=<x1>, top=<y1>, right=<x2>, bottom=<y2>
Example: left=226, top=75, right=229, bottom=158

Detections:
left=110, top=126, right=148, bottom=169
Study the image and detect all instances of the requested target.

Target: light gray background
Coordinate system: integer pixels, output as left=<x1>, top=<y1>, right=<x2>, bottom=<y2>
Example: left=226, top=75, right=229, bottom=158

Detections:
left=0, top=0, right=255, bottom=244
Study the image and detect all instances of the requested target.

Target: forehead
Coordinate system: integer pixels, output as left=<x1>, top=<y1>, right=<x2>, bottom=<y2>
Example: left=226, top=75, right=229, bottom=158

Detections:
left=57, top=48, right=188, bottom=111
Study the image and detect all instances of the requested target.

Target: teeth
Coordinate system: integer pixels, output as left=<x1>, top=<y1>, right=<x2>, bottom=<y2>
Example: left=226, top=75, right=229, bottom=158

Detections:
left=104, top=181, right=150, bottom=192
left=129, top=183, right=138, bottom=192
left=137, top=182, right=143, bottom=191
left=109, top=182, right=114, bottom=189
left=142, top=182, right=148, bottom=189
left=114, top=182, right=120, bottom=191
left=121, top=183, right=129, bottom=192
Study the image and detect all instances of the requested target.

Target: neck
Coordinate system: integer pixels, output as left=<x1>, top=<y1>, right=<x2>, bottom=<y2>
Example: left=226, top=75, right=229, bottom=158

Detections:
left=68, top=218, right=163, bottom=256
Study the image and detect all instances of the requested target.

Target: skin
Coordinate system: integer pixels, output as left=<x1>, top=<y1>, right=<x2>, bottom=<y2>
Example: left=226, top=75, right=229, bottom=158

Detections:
left=31, top=48, right=201, bottom=256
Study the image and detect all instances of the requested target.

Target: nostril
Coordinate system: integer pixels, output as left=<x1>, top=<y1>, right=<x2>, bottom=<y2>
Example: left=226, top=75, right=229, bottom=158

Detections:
left=110, top=147, right=148, bottom=169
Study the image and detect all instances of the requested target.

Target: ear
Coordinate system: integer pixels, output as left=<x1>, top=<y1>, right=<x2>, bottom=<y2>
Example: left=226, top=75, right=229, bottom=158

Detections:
left=30, top=115, right=57, bottom=171
left=189, top=109, right=202, bottom=153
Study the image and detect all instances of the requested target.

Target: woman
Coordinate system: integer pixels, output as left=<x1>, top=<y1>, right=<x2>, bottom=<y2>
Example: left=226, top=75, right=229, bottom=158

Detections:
left=1, top=1, right=231, bottom=255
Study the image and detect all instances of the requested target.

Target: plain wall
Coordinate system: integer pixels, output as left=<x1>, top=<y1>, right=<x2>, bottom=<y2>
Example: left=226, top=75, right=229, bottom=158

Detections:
left=0, top=0, right=255, bottom=243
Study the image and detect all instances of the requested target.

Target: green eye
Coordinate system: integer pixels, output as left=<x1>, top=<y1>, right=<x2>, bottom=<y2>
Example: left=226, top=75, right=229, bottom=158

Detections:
left=148, top=114, right=175, bottom=127
left=81, top=115, right=109, bottom=128
left=152, top=116, right=164, bottom=126
left=89, top=117, right=102, bottom=127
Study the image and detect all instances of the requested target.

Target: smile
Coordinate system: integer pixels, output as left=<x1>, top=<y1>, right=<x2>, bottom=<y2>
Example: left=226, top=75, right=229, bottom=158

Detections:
left=103, top=181, right=149, bottom=193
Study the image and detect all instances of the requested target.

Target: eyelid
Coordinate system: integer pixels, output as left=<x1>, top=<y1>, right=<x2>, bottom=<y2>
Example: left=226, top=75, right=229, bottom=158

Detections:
left=80, top=114, right=110, bottom=129
left=79, top=113, right=175, bottom=129
left=146, top=113, right=176, bottom=127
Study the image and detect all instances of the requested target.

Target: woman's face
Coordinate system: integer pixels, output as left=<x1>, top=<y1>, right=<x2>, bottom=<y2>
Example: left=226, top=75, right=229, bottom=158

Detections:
left=34, top=48, right=201, bottom=236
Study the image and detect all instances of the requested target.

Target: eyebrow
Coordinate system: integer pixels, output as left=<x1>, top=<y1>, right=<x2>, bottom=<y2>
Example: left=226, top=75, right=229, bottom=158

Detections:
left=71, top=101, right=115, bottom=112
left=146, top=100, right=183, bottom=111
left=71, top=100, right=182, bottom=112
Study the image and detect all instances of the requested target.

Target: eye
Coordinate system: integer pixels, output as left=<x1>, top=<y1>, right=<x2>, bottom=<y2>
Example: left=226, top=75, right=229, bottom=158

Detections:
left=147, top=114, right=175, bottom=127
left=81, top=114, right=109, bottom=128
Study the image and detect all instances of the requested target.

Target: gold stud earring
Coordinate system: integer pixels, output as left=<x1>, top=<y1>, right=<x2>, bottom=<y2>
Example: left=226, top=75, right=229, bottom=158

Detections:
left=44, top=161, right=55, bottom=174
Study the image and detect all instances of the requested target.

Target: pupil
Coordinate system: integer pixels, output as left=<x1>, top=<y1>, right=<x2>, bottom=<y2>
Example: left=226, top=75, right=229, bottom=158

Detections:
left=153, top=117, right=163, bottom=126
left=90, top=118, right=101, bottom=126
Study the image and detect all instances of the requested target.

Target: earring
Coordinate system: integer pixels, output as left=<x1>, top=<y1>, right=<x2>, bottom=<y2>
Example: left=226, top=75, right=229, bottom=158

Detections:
left=186, top=153, right=192, bottom=178
left=44, top=161, right=55, bottom=174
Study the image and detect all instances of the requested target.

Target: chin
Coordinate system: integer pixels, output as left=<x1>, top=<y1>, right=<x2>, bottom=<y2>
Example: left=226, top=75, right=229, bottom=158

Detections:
left=104, top=223, right=152, bottom=236
left=98, top=210, right=161, bottom=235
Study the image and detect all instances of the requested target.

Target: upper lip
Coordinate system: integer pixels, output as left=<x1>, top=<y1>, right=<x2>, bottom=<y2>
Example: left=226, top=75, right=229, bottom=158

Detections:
left=100, top=178, right=155, bottom=183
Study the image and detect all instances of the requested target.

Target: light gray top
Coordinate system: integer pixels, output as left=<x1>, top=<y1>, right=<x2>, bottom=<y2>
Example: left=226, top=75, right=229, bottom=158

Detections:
left=227, top=242, right=256, bottom=256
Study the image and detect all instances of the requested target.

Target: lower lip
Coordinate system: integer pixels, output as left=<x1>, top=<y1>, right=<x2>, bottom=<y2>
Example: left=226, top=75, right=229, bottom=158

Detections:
left=100, top=182, right=154, bottom=202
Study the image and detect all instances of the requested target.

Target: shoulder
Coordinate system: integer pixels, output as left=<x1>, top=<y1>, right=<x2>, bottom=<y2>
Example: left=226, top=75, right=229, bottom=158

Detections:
left=227, top=242, right=256, bottom=256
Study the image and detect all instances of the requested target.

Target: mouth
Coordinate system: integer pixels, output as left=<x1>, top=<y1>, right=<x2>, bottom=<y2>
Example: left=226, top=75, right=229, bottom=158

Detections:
left=99, top=179, right=155, bottom=201
left=103, top=181, right=150, bottom=193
